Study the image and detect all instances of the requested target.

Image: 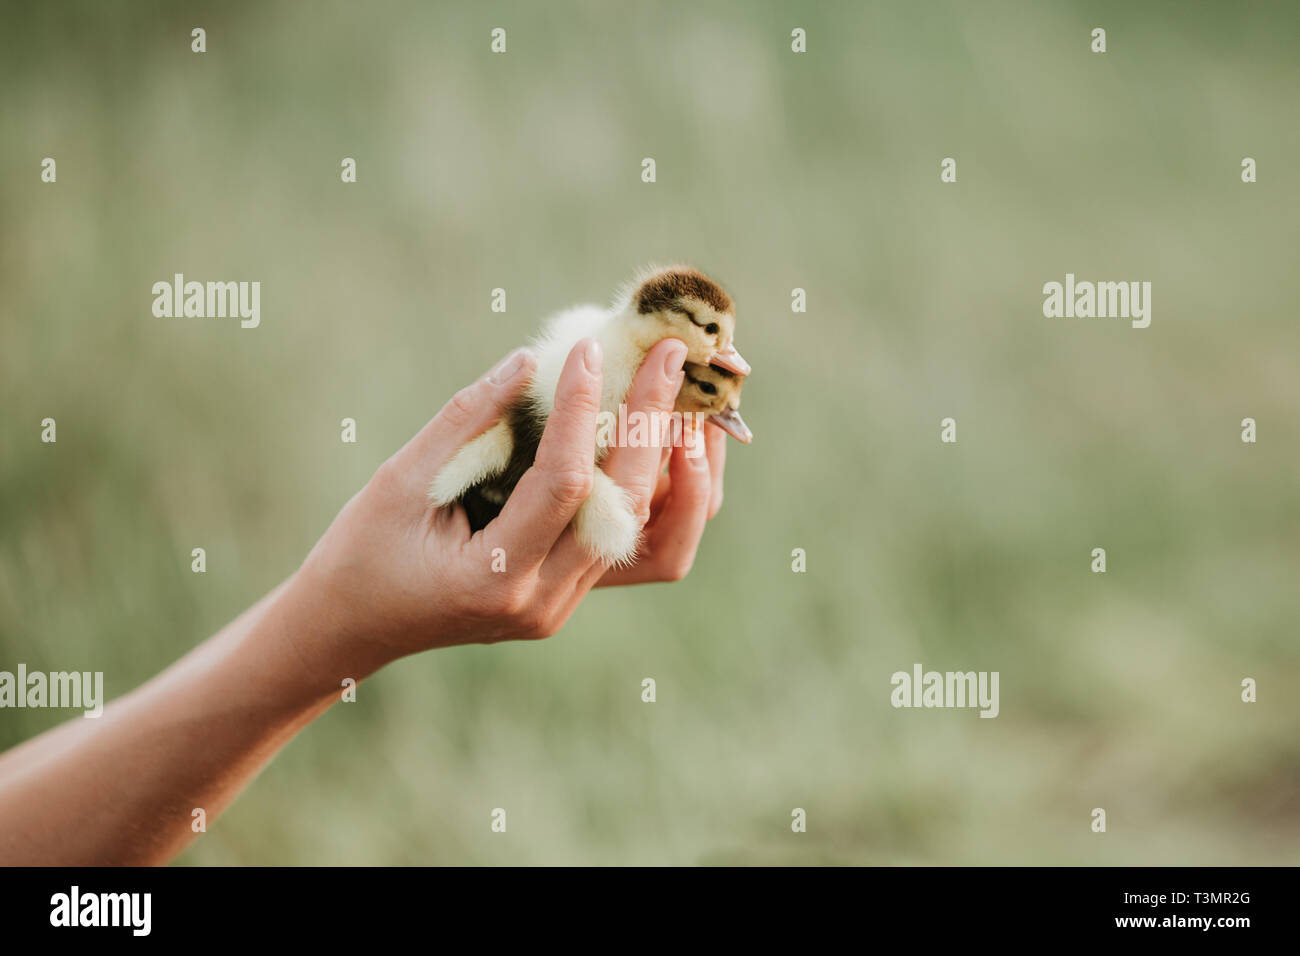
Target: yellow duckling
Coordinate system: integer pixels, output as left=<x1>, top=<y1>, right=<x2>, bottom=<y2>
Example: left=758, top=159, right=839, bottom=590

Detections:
left=430, top=266, right=751, bottom=566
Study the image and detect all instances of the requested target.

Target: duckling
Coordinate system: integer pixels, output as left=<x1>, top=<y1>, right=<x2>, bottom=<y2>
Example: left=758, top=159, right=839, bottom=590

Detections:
left=429, top=266, right=751, bottom=566
left=676, top=361, right=752, bottom=443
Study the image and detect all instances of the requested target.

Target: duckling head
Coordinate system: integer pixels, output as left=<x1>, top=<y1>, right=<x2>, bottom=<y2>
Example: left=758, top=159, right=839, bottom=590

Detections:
left=622, top=266, right=751, bottom=376
left=675, top=361, right=752, bottom=443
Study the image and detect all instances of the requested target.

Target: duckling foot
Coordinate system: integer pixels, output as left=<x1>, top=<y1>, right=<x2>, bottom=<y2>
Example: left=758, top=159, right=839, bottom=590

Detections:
left=573, top=471, right=640, bottom=567
left=429, top=421, right=515, bottom=507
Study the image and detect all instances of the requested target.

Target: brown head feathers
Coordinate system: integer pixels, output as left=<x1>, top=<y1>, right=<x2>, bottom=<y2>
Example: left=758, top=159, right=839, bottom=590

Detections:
left=633, top=267, right=734, bottom=317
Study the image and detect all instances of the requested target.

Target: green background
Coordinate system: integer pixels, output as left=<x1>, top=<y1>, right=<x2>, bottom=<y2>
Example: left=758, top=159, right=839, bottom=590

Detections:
left=2, top=0, right=1297, bottom=864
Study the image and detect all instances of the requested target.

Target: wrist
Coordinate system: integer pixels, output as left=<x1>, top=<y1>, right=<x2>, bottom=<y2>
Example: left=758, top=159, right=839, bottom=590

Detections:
left=269, top=564, right=399, bottom=697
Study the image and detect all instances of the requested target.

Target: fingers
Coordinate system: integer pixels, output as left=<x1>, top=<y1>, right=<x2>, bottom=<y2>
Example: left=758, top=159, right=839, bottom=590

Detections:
left=390, top=348, right=535, bottom=492
left=590, top=439, right=711, bottom=587
left=484, top=338, right=603, bottom=570
left=649, top=457, right=672, bottom=512
left=660, top=437, right=712, bottom=564
left=650, top=440, right=713, bottom=577
left=542, top=337, right=685, bottom=584
left=704, top=422, right=727, bottom=519
left=537, top=338, right=687, bottom=588
left=597, top=338, right=688, bottom=527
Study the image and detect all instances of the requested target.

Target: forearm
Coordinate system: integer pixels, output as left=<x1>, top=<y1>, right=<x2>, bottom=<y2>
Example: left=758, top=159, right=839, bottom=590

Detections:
left=0, top=573, right=389, bottom=865
left=0, top=340, right=706, bottom=865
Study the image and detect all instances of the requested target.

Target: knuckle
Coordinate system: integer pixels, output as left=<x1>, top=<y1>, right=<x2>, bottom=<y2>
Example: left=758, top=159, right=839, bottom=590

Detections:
left=544, top=467, right=593, bottom=507
left=369, top=458, right=405, bottom=495
left=661, top=557, right=694, bottom=582
left=516, top=608, right=551, bottom=641
left=563, top=387, right=601, bottom=418
left=624, top=484, right=653, bottom=526
left=443, top=384, right=481, bottom=427
left=494, top=582, right=530, bottom=619
left=473, top=573, right=524, bottom=618
left=654, top=381, right=680, bottom=412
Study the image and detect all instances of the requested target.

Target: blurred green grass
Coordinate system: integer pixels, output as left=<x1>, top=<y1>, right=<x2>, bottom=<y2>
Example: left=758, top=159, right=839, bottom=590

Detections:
left=1, top=0, right=1298, bottom=864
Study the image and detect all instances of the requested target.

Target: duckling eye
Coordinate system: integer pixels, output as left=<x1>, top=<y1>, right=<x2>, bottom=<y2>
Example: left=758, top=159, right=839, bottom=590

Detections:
left=698, top=382, right=718, bottom=396
left=705, top=323, right=719, bottom=335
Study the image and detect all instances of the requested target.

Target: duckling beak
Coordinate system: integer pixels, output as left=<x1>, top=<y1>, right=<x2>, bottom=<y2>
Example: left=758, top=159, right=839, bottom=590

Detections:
left=709, top=407, right=753, bottom=443
left=711, top=344, right=751, bottom=376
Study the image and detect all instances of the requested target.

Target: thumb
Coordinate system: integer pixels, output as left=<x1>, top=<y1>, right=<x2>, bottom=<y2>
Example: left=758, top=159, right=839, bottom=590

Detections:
left=390, top=348, right=535, bottom=488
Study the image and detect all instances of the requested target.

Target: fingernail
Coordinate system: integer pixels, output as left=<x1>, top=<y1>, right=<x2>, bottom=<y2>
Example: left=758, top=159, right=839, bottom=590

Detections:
left=583, top=338, right=603, bottom=374
left=489, top=348, right=529, bottom=384
left=662, top=340, right=687, bottom=381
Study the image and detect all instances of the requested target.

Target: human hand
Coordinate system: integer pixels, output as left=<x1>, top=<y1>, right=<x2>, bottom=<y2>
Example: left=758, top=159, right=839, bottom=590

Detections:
left=0, top=336, right=731, bottom=866
left=289, top=335, right=726, bottom=679
left=593, top=423, right=727, bottom=587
